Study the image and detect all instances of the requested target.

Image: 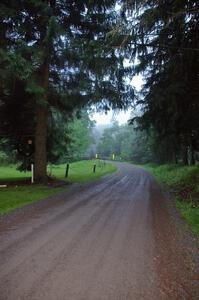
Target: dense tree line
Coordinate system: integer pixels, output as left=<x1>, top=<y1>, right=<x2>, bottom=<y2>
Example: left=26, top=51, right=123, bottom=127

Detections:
left=125, top=0, right=199, bottom=164
left=96, top=120, right=199, bottom=165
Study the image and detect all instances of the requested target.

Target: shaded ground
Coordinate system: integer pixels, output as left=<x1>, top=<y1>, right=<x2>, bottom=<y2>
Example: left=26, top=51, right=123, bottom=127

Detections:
left=0, top=162, right=198, bottom=299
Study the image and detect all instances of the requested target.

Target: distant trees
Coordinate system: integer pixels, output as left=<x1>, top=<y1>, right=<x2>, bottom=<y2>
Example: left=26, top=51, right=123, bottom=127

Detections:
left=96, top=121, right=154, bottom=163
left=97, top=122, right=120, bottom=158
left=0, top=0, right=133, bottom=182
left=96, top=119, right=199, bottom=165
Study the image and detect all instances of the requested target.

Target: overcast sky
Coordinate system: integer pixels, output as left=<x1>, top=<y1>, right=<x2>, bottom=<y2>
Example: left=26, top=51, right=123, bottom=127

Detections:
left=91, top=74, right=143, bottom=125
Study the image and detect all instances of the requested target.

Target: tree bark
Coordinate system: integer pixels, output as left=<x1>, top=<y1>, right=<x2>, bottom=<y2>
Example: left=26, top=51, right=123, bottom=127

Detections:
left=174, top=151, right=178, bottom=164
left=34, top=61, right=49, bottom=183
left=34, top=106, right=48, bottom=183
left=182, top=146, right=188, bottom=165
left=189, top=143, right=195, bottom=165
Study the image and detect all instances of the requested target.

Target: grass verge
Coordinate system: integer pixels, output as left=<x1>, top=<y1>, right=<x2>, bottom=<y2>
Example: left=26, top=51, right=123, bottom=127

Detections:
left=0, top=186, right=63, bottom=215
left=0, top=165, right=31, bottom=182
left=141, top=163, right=199, bottom=238
left=50, top=160, right=117, bottom=183
left=0, top=160, right=117, bottom=215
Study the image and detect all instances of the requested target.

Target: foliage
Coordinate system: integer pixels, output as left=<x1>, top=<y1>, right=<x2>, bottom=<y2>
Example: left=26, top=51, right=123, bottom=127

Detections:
left=116, top=0, right=199, bottom=165
left=65, top=112, right=95, bottom=161
left=47, top=110, right=94, bottom=163
left=0, top=108, right=94, bottom=168
left=0, top=151, right=9, bottom=165
left=142, top=164, right=199, bottom=190
left=141, top=163, right=199, bottom=237
left=176, top=201, right=199, bottom=236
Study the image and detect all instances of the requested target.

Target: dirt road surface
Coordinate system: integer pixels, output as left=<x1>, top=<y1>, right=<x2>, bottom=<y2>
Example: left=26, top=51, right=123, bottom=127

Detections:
left=0, top=162, right=198, bottom=299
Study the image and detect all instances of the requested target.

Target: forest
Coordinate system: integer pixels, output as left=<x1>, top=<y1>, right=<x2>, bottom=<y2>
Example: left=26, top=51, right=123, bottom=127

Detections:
left=0, top=0, right=198, bottom=182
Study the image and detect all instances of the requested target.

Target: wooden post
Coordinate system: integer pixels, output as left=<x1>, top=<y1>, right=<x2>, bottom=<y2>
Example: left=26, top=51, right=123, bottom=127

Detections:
left=50, top=164, right=52, bottom=176
left=65, top=163, right=70, bottom=178
left=31, top=164, right=34, bottom=184
left=93, top=164, right=96, bottom=173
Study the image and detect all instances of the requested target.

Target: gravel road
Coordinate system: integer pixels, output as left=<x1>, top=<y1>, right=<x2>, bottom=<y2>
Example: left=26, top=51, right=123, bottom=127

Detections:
left=0, top=162, right=198, bottom=299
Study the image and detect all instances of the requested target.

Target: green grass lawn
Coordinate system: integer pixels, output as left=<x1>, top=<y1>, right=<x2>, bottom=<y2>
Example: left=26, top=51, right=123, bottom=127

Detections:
left=141, top=163, right=199, bottom=239
left=0, top=160, right=117, bottom=215
left=50, top=160, right=117, bottom=183
left=0, top=186, right=63, bottom=215
left=0, top=165, right=31, bottom=182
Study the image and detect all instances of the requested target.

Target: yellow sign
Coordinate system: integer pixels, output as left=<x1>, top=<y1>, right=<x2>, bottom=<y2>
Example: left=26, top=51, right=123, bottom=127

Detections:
left=95, top=153, right=98, bottom=159
left=112, top=153, right=115, bottom=160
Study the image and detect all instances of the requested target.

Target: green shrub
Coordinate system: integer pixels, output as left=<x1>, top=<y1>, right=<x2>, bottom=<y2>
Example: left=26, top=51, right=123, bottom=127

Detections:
left=0, top=151, right=9, bottom=165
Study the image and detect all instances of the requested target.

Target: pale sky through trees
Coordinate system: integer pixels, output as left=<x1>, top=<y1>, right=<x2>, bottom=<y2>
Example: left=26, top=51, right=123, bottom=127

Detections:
left=91, top=74, right=143, bottom=125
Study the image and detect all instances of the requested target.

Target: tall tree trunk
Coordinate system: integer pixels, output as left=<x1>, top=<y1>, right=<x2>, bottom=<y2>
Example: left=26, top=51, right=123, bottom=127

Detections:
left=182, top=146, right=188, bottom=165
left=34, top=61, right=49, bottom=183
left=174, top=151, right=178, bottom=164
left=189, top=143, right=195, bottom=165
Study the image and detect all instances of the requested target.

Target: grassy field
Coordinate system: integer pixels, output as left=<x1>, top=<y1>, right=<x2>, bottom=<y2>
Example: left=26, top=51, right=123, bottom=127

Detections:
left=0, top=165, right=31, bottom=182
left=0, top=186, right=63, bottom=215
left=142, top=163, right=199, bottom=237
left=49, top=160, right=116, bottom=183
left=0, top=160, right=117, bottom=215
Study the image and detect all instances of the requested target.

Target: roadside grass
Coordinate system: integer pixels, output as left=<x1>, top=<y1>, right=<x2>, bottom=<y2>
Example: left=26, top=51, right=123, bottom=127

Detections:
left=175, top=200, right=199, bottom=236
left=0, top=186, right=63, bottom=215
left=0, top=160, right=117, bottom=215
left=50, top=160, right=117, bottom=183
left=0, top=165, right=31, bottom=182
left=142, top=163, right=199, bottom=188
left=141, top=163, right=199, bottom=238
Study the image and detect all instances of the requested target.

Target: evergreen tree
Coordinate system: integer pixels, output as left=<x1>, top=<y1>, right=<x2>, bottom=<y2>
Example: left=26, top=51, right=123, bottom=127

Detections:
left=116, top=1, right=199, bottom=164
left=0, top=1, right=133, bottom=182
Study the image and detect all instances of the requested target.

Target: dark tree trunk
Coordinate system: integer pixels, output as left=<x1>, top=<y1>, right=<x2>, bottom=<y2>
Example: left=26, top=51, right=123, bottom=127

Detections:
left=189, top=144, right=195, bottom=165
left=34, top=61, right=49, bottom=183
left=182, top=146, right=188, bottom=165
left=174, top=152, right=178, bottom=164
left=34, top=106, right=48, bottom=183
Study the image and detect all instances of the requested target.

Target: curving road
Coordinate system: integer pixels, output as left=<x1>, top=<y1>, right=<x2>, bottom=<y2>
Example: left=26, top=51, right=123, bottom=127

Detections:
left=0, top=162, right=198, bottom=299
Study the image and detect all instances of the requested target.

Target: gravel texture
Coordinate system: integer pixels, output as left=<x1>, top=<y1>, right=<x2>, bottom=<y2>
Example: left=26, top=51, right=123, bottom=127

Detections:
left=0, top=162, right=198, bottom=299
